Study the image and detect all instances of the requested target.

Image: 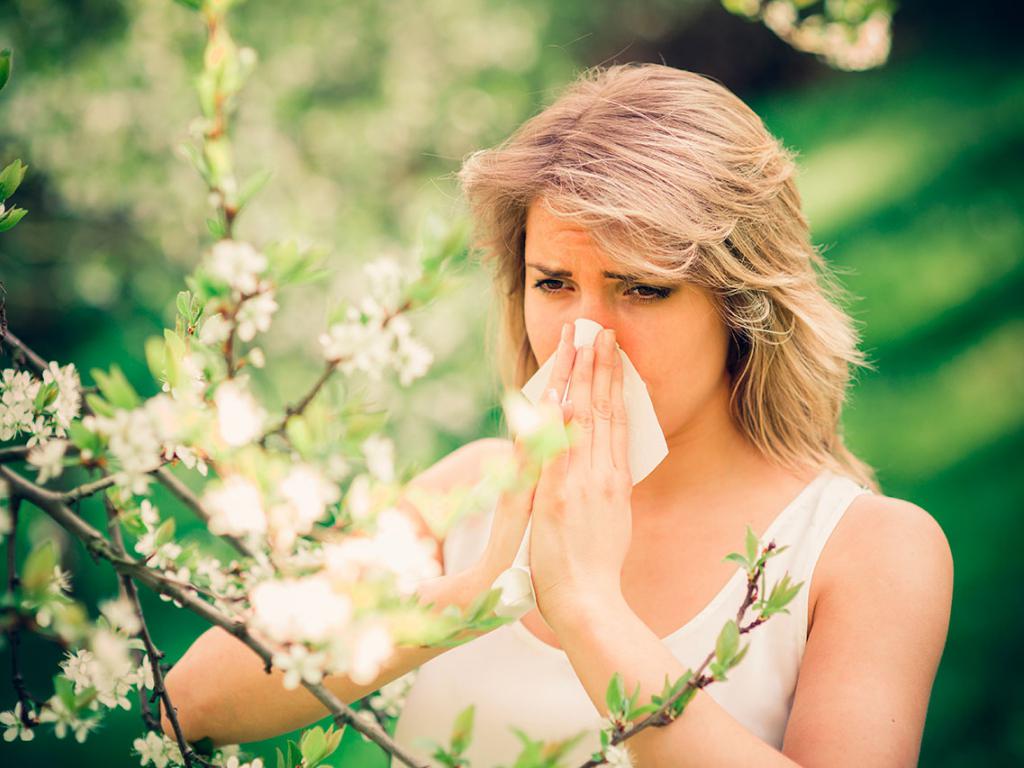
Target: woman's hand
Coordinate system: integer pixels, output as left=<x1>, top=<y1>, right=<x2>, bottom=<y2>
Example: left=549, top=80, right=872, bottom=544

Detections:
left=475, top=322, right=577, bottom=585
left=528, top=326, right=633, bottom=633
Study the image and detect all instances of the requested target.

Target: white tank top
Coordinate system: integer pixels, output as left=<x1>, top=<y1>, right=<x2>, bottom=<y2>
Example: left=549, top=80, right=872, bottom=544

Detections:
left=391, top=467, right=872, bottom=765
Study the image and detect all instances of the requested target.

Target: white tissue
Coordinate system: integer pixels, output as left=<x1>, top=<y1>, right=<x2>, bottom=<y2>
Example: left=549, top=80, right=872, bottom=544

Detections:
left=490, top=317, right=669, bottom=619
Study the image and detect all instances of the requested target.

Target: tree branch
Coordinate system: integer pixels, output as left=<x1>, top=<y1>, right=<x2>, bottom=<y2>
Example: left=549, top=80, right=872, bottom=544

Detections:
left=0, top=464, right=432, bottom=767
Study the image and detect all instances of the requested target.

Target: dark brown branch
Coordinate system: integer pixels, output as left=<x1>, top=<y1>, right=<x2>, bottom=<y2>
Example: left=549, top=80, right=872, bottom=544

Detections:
left=104, top=495, right=216, bottom=768
left=0, top=328, right=48, bottom=374
left=0, top=464, right=431, bottom=767
left=5, top=494, right=44, bottom=732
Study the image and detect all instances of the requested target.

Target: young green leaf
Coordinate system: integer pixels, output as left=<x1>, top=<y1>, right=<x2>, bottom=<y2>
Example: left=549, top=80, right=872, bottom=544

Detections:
left=449, top=704, right=475, bottom=755
left=715, top=619, right=740, bottom=667
left=605, top=672, right=626, bottom=715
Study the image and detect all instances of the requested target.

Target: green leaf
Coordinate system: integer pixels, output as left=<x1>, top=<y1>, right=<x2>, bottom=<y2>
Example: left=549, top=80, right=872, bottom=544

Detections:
left=163, top=328, right=186, bottom=390
left=153, top=517, right=176, bottom=547
left=300, top=725, right=327, bottom=766
left=33, top=381, right=59, bottom=411
left=172, top=0, right=203, bottom=10
left=54, top=674, right=76, bottom=710
left=761, top=574, right=805, bottom=618
left=68, top=420, right=101, bottom=453
left=0, top=159, right=27, bottom=201
left=722, top=552, right=749, bottom=568
left=287, top=739, right=302, bottom=768
left=237, top=168, right=273, bottom=211
left=22, top=540, right=59, bottom=592
left=605, top=672, right=625, bottom=715
left=275, top=746, right=285, bottom=768
left=144, top=336, right=168, bottom=386
left=176, top=291, right=191, bottom=318
left=744, top=525, right=759, bottom=565
left=207, top=216, right=226, bottom=240
left=449, top=704, right=474, bottom=754
left=0, top=206, right=27, bottom=232
left=0, top=49, right=11, bottom=91
left=90, top=364, right=141, bottom=410
left=715, top=619, right=740, bottom=666
left=85, top=392, right=116, bottom=418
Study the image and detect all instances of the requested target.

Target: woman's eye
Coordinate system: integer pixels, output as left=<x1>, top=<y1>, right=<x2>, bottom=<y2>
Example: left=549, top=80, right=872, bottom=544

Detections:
left=531, top=279, right=671, bottom=303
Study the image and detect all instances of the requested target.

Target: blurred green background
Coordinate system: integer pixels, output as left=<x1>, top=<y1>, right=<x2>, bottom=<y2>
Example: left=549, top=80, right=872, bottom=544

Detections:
left=1, top=0, right=1021, bottom=765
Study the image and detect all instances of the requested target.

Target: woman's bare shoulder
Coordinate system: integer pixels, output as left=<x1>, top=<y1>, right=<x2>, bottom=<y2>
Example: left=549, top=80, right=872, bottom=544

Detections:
left=811, top=492, right=953, bottom=630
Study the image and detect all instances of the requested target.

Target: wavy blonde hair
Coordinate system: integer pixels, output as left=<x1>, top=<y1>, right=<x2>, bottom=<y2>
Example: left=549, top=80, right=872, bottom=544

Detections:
left=457, top=63, right=880, bottom=493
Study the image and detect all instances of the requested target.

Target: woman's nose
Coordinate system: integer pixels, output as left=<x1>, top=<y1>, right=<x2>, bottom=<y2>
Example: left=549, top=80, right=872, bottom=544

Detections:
left=574, top=293, right=617, bottom=333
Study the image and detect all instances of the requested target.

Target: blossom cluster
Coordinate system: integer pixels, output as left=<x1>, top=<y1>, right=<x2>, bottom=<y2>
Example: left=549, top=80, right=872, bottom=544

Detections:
left=82, top=393, right=192, bottom=494
left=203, top=239, right=279, bottom=342
left=319, top=257, right=433, bottom=386
left=0, top=362, right=81, bottom=446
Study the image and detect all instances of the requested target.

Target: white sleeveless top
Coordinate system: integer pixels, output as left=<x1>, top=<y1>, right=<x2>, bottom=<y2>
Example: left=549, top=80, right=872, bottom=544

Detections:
left=391, top=468, right=872, bottom=765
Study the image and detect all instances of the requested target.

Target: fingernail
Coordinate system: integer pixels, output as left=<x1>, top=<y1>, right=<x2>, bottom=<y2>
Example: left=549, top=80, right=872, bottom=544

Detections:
left=560, top=322, right=571, bottom=345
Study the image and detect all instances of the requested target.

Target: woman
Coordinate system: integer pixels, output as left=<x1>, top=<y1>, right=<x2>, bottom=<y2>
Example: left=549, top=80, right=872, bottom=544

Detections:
left=164, top=63, right=953, bottom=766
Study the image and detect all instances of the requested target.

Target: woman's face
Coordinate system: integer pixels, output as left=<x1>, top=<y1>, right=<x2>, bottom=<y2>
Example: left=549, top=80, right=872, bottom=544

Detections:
left=522, top=198, right=733, bottom=441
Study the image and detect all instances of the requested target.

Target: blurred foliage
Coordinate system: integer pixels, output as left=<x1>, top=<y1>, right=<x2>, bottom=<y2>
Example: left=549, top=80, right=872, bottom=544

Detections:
left=1, top=0, right=1021, bottom=765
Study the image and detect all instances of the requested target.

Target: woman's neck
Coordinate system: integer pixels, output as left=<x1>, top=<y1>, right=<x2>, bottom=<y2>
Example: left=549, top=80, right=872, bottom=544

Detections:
left=629, top=383, right=803, bottom=527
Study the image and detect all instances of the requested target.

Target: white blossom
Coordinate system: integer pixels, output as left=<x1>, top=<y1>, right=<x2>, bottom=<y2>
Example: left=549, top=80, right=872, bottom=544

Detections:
left=236, top=291, right=278, bottom=342
left=604, top=743, right=635, bottom=768
left=1, top=369, right=40, bottom=442
left=82, top=393, right=185, bottom=495
left=323, top=509, right=441, bottom=595
left=203, top=475, right=267, bottom=538
left=502, top=390, right=552, bottom=438
left=361, top=434, right=394, bottom=483
left=318, top=310, right=394, bottom=381
left=207, top=240, right=267, bottom=295
left=0, top=701, right=35, bottom=742
left=249, top=575, right=353, bottom=644
left=267, top=464, right=340, bottom=552
left=214, top=379, right=266, bottom=447
left=348, top=620, right=395, bottom=686
left=37, top=694, right=97, bottom=743
left=363, top=256, right=416, bottom=315
left=100, top=593, right=142, bottom=636
left=199, top=312, right=232, bottom=345
left=368, top=670, right=417, bottom=718
left=133, top=729, right=184, bottom=768
left=246, top=347, right=265, bottom=368
left=392, top=323, right=433, bottom=386
left=271, top=644, right=328, bottom=690
left=223, top=756, right=264, bottom=768
left=27, top=439, right=68, bottom=484
left=41, top=361, right=82, bottom=432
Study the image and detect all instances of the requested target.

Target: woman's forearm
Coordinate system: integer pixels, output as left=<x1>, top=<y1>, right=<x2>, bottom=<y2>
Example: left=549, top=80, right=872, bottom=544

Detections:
left=161, top=564, right=496, bottom=747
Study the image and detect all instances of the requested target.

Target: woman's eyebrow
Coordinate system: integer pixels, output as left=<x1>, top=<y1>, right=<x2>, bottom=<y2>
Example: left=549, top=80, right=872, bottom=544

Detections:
left=526, top=262, right=657, bottom=282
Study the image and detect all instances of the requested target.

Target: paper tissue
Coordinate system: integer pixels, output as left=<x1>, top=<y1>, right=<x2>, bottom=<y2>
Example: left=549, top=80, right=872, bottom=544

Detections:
left=490, top=317, right=669, bottom=619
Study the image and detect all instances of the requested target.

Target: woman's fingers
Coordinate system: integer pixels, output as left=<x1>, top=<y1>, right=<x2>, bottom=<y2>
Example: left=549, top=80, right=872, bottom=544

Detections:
left=610, top=348, right=630, bottom=479
left=566, top=339, right=594, bottom=470
left=590, top=328, right=616, bottom=472
left=546, top=322, right=576, bottom=424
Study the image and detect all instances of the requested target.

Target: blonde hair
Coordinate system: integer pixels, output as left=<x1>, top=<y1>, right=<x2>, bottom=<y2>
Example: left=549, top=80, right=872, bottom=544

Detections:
left=457, top=63, right=881, bottom=493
